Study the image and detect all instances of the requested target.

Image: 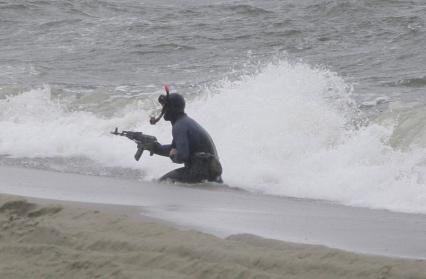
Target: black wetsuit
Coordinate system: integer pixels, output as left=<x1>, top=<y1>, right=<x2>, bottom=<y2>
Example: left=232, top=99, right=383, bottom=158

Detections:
left=154, top=113, right=222, bottom=183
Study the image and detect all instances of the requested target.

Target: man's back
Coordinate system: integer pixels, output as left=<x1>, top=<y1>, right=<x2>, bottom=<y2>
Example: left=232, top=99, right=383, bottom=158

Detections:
left=172, top=114, right=219, bottom=164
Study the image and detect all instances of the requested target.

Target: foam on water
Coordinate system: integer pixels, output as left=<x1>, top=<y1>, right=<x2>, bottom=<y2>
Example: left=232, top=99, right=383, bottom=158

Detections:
left=0, top=60, right=425, bottom=214
left=0, top=86, right=144, bottom=169
left=188, top=61, right=426, bottom=213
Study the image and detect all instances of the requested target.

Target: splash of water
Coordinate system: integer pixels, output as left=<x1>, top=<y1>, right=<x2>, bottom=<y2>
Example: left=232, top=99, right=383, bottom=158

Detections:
left=188, top=60, right=426, bottom=213
left=0, top=60, right=425, bottom=214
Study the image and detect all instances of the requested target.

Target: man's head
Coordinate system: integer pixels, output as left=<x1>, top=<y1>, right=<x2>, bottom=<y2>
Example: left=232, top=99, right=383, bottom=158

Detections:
left=161, top=93, right=186, bottom=122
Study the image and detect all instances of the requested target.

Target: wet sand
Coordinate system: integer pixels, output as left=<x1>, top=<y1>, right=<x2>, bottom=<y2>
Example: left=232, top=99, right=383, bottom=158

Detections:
left=1, top=195, right=426, bottom=279
left=2, top=166, right=426, bottom=259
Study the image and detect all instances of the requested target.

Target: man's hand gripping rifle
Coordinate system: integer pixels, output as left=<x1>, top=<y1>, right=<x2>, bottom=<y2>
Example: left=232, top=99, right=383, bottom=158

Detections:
left=111, top=128, right=158, bottom=161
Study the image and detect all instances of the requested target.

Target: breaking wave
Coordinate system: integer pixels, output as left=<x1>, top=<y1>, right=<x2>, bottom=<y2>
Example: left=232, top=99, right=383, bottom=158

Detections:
left=387, top=76, right=426, bottom=88
left=190, top=61, right=426, bottom=214
left=0, top=60, right=425, bottom=214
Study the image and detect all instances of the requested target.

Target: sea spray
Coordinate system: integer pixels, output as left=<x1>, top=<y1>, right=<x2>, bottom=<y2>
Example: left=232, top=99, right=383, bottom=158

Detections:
left=0, top=61, right=425, bottom=214
left=0, top=86, right=141, bottom=169
left=189, top=60, right=426, bottom=213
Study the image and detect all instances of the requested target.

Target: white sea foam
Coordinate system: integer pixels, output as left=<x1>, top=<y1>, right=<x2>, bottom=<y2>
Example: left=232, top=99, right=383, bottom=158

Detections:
left=189, top=60, right=426, bottom=214
left=0, top=86, right=142, bottom=169
left=0, top=61, right=425, bottom=214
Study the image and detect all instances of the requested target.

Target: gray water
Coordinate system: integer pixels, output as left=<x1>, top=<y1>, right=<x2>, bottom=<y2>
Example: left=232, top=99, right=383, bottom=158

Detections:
left=1, top=0, right=426, bottom=214
left=2, top=0, right=425, bottom=102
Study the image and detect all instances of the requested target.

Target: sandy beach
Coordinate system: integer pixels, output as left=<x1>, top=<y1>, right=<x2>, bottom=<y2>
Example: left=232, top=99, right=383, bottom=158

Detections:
left=0, top=194, right=425, bottom=279
left=1, top=1, right=426, bottom=278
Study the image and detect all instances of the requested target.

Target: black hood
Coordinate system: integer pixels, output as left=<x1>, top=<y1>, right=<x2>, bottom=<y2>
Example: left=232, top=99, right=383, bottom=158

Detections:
left=163, top=93, right=186, bottom=123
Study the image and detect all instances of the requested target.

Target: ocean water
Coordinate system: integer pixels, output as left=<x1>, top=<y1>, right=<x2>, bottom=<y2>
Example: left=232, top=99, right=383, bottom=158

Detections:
left=0, top=0, right=425, bottom=213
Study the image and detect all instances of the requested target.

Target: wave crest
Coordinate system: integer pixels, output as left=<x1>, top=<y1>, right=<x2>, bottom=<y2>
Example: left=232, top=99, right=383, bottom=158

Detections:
left=0, top=60, right=425, bottom=214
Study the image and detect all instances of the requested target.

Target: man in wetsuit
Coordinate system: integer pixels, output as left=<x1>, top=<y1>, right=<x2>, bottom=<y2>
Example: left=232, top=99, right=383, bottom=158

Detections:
left=151, top=92, right=223, bottom=183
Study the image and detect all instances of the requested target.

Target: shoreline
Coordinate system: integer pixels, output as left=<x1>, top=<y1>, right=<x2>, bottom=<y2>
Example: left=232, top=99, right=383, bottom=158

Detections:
left=1, top=194, right=426, bottom=279
left=2, top=166, right=426, bottom=259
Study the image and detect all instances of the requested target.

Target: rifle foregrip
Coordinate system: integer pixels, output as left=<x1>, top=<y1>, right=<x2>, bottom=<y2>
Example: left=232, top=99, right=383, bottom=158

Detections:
left=134, top=148, right=144, bottom=161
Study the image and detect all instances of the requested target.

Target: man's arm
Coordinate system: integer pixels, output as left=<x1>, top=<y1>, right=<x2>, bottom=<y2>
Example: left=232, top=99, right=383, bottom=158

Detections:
left=153, top=143, right=172, bottom=157
left=171, top=126, right=190, bottom=164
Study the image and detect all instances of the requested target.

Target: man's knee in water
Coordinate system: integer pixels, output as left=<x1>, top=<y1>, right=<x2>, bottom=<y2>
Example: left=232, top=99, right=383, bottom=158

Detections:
left=158, top=153, right=223, bottom=184
left=159, top=167, right=188, bottom=183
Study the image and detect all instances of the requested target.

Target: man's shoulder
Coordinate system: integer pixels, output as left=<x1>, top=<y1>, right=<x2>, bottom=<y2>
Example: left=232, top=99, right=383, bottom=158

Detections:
left=173, top=115, right=205, bottom=134
left=174, top=115, right=197, bottom=127
left=172, top=115, right=190, bottom=132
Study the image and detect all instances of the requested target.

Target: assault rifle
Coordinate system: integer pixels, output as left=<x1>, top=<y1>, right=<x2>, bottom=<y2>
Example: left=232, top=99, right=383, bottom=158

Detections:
left=111, top=128, right=158, bottom=161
